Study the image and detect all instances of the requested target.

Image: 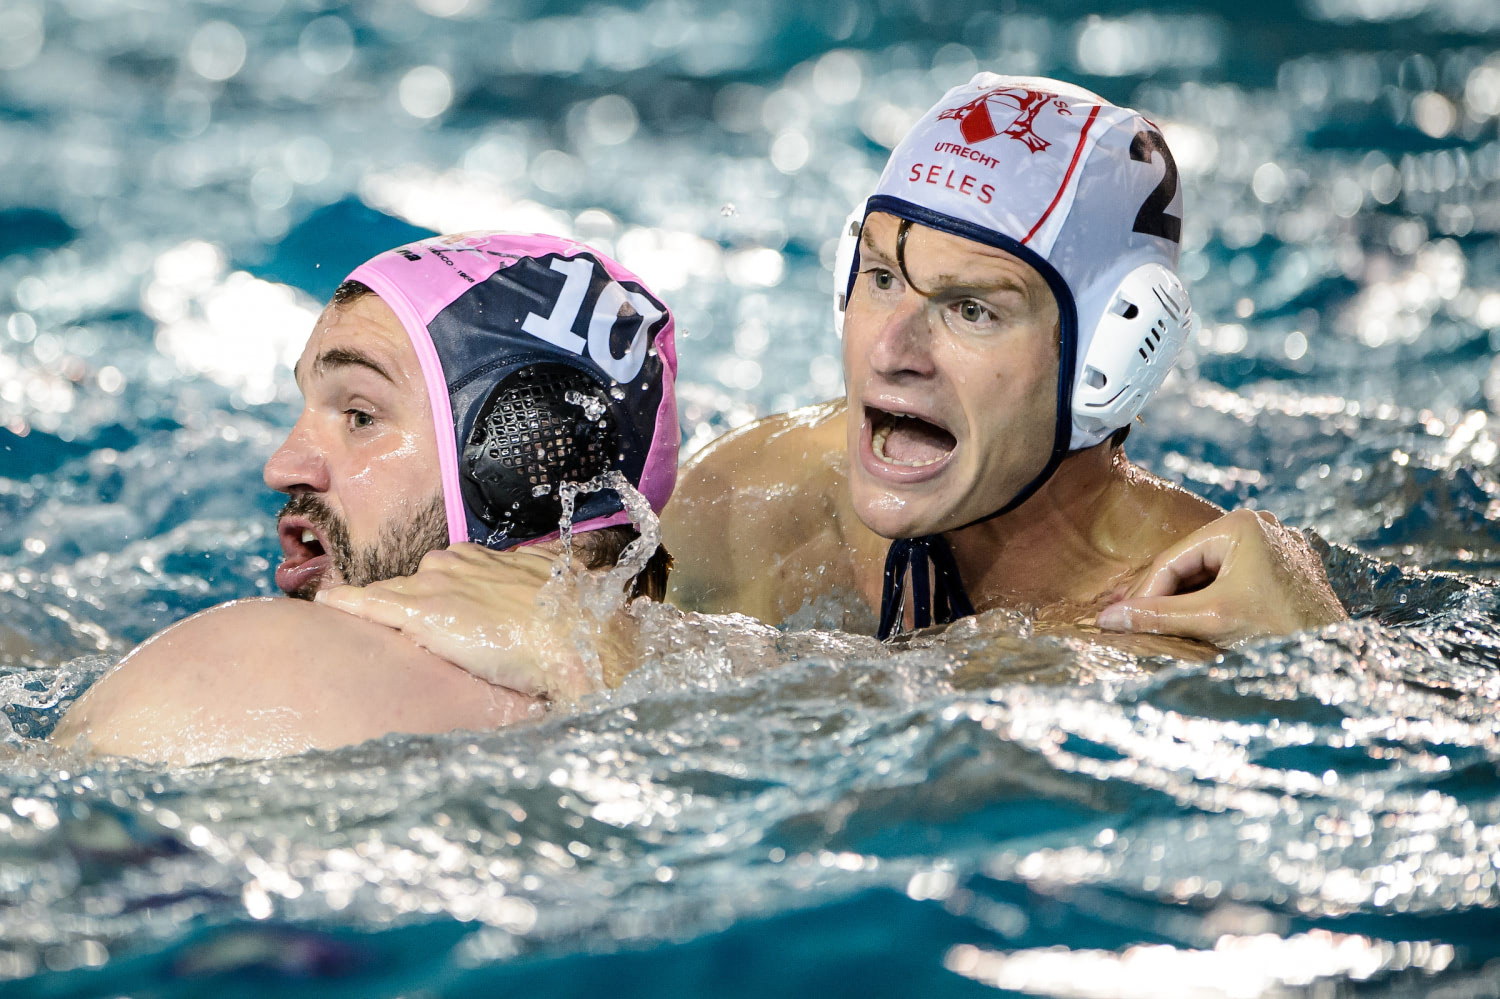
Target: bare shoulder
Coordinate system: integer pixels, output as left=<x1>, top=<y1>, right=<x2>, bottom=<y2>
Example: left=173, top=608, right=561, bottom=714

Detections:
left=52, top=598, right=540, bottom=765
left=664, top=401, right=852, bottom=617
left=676, top=399, right=847, bottom=497
left=1118, top=454, right=1224, bottom=542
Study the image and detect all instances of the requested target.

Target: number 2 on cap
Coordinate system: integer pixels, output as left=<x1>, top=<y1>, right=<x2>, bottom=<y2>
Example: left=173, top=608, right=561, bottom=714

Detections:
left=1129, top=129, right=1182, bottom=244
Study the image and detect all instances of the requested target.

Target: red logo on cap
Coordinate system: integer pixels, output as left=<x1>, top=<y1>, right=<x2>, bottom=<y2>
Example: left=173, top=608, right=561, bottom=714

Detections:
left=938, top=88, right=1071, bottom=153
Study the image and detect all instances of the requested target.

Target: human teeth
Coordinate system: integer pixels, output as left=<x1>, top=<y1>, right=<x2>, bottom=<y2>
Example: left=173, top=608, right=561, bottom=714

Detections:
left=872, top=414, right=948, bottom=467
left=302, top=530, right=316, bottom=544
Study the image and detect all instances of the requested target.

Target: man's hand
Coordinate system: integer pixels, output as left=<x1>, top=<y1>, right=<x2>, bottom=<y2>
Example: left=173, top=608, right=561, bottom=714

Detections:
left=316, top=544, right=611, bottom=701
left=1095, top=509, right=1349, bottom=647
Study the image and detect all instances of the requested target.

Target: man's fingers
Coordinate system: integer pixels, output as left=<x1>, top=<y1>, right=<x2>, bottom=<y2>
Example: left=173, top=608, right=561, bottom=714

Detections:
left=446, top=543, right=556, bottom=570
left=1129, top=532, right=1235, bottom=600
left=317, top=583, right=425, bottom=629
left=1095, top=593, right=1231, bottom=644
left=316, top=542, right=584, bottom=697
left=315, top=585, right=364, bottom=612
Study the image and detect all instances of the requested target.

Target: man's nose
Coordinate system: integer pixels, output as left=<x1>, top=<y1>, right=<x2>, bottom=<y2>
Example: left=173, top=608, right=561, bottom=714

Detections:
left=867, top=294, right=935, bottom=381
left=263, top=416, right=330, bottom=494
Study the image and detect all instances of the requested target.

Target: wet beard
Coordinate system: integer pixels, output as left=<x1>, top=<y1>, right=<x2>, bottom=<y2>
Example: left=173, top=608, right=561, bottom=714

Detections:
left=277, top=492, right=449, bottom=600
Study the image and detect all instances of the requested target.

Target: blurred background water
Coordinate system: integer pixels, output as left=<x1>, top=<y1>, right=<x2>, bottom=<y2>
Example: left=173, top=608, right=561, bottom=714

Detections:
left=3, top=0, right=1500, bottom=995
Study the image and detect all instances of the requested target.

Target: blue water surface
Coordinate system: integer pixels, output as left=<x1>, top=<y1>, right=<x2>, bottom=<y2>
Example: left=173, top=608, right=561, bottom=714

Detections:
left=3, top=0, right=1500, bottom=996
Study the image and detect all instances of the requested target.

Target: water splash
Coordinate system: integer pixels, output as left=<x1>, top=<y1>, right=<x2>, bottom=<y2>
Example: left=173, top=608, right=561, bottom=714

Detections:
left=552, top=470, right=660, bottom=587
left=0, top=658, right=107, bottom=743
left=563, top=389, right=606, bottom=422
left=541, top=470, right=666, bottom=692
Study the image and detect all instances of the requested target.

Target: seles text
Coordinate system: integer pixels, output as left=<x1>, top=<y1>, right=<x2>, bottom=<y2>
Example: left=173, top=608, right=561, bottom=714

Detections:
left=907, top=163, right=995, bottom=204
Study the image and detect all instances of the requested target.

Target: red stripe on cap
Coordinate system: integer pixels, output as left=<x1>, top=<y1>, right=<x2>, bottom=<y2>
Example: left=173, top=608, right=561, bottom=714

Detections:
left=1022, top=104, right=1101, bottom=246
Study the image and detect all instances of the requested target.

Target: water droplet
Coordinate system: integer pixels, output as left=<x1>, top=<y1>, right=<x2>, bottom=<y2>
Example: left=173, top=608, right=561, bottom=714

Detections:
left=565, top=389, right=607, bottom=421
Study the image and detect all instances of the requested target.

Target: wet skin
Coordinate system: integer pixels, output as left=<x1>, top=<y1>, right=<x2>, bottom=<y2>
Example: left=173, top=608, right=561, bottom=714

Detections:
left=50, top=598, right=540, bottom=766
left=315, top=218, right=1349, bottom=692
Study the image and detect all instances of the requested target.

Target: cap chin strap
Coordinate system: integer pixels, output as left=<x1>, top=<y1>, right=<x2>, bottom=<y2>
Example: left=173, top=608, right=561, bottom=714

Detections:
left=878, top=536, right=973, bottom=641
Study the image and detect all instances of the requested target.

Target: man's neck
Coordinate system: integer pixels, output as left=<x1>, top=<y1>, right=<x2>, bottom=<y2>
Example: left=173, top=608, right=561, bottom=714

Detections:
left=944, top=443, right=1137, bottom=616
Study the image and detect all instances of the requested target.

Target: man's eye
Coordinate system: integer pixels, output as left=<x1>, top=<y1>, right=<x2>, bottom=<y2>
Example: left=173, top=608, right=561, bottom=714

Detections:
left=871, top=269, right=895, bottom=291
left=346, top=409, right=374, bottom=430
left=956, top=300, right=996, bottom=323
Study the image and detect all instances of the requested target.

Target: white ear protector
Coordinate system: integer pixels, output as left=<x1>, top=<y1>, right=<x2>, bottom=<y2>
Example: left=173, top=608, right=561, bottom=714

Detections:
left=831, top=202, right=864, bottom=338
left=1071, top=262, right=1194, bottom=444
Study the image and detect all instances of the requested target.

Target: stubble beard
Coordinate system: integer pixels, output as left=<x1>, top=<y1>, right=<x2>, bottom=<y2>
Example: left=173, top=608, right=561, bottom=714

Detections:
left=278, top=492, right=450, bottom=600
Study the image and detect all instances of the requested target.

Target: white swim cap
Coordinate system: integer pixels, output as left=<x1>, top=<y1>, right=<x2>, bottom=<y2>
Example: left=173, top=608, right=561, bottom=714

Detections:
left=837, top=73, right=1194, bottom=452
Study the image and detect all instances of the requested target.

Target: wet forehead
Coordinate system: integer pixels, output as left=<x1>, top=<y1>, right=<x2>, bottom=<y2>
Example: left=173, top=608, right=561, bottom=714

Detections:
left=295, top=293, right=425, bottom=397
left=862, top=212, right=1053, bottom=304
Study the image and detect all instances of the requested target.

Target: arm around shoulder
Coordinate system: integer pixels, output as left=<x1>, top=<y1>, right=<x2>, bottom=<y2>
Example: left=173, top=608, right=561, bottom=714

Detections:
left=1098, top=508, right=1348, bottom=646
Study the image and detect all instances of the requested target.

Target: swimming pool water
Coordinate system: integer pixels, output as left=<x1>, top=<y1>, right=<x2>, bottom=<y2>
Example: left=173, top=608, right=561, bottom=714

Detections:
left=3, top=0, right=1500, bottom=995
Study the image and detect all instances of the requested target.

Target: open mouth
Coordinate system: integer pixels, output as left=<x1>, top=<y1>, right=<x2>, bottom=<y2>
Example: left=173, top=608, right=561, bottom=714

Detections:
left=867, top=406, right=957, bottom=468
left=275, top=516, right=334, bottom=597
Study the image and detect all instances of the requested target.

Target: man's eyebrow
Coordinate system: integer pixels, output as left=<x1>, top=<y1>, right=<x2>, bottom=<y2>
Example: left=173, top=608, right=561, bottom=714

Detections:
left=932, top=272, right=1031, bottom=298
left=294, top=347, right=397, bottom=388
left=859, top=229, right=894, bottom=260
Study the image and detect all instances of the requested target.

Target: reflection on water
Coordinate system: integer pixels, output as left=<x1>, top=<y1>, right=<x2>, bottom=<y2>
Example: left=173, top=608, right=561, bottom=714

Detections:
left=2, top=0, right=1500, bottom=994
left=946, top=931, right=1457, bottom=998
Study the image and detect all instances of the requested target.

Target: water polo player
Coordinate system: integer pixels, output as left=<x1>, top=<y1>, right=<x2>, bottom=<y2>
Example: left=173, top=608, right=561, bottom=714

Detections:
left=318, top=75, right=1347, bottom=695
left=666, top=74, right=1346, bottom=642
left=52, top=232, right=679, bottom=764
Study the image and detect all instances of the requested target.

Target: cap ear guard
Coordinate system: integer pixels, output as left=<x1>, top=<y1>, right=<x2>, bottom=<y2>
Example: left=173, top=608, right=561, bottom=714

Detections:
left=1071, top=263, right=1193, bottom=445
left=831, top=203, right=865, bottom=338
left=460, top=363, right=621, bottom=544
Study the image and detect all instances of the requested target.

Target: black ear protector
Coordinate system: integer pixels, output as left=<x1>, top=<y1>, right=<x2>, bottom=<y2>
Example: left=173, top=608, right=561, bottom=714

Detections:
left=459, top=363, right=621, bottom=541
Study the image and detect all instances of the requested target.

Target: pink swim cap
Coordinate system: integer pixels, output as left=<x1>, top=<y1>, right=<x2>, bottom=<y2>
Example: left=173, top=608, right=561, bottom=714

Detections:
left=346, top=231, right=679, bottom=548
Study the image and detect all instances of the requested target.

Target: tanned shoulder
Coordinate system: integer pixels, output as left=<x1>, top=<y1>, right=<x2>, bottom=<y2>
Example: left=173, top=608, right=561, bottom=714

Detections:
left=1118, top=455, right=1225, bottom=546
left=664, top=400, right=848, bottom=618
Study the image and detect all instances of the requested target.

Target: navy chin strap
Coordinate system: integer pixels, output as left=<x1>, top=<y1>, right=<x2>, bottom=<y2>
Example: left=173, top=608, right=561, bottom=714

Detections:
left=877, top=535, right=974, bottom=641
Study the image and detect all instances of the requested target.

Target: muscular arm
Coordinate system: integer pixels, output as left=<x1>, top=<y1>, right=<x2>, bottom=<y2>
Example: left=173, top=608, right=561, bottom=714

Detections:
left=50, top=598, right=541, bottom=766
